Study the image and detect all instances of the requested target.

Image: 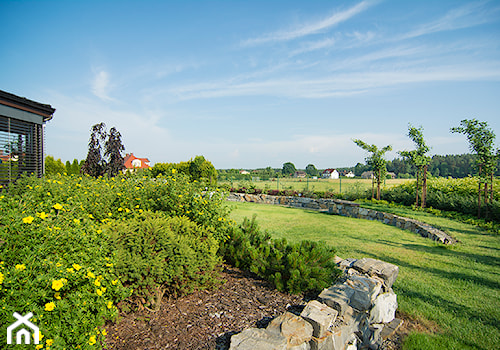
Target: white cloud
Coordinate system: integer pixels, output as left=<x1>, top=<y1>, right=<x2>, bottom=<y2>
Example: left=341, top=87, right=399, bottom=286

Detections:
left=400, top=1, right=499, bottom=40
left=91, top=69, right=114, bottom=101
left=241, top=1, right=374, bottom=46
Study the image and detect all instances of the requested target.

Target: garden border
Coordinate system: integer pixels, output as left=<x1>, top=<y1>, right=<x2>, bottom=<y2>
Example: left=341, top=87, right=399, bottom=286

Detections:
left=227, top=193, right=457, bottom=245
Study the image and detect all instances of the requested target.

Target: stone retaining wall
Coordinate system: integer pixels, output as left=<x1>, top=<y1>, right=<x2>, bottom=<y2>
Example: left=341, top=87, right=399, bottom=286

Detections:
left=227, top=193, right=457, bottom=245
left=230, top=257, right=402, bottom=350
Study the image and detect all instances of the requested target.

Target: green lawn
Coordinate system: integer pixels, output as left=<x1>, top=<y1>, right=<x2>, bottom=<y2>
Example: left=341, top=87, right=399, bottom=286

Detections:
left=228, top=201, right=500, bottom=350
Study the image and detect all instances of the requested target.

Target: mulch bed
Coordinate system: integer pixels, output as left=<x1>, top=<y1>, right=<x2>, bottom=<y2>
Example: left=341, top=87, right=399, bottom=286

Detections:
left=105, top=265, right=424, bottom=349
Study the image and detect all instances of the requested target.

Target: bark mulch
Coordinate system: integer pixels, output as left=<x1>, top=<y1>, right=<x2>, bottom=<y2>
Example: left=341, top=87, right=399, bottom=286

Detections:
left=105, top=265, right=427, bottom=350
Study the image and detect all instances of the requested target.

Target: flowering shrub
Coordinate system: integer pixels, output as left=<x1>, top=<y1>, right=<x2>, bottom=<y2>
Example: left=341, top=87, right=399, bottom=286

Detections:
left=0, top=172, right=232, bottom=349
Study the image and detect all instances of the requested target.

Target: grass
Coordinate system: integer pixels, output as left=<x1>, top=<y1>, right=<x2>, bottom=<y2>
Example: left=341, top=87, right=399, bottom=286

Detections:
left=220, top=177, right=410, bottom=194
left=228, top=201, right=500, bottom=350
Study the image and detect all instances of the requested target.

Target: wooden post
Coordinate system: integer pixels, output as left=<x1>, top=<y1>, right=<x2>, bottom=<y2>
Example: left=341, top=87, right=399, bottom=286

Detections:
left=478, top=164, right=482, bottom=219
left=415, top=167, right=420, bottom=207
left=422, top=165, right=427, bottom=208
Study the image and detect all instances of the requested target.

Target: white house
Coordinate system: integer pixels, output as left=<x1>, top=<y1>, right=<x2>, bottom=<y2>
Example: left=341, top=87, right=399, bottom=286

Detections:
left=345, top=171, right=355, bottom=178
left=322, top=169, right=339, bottom=179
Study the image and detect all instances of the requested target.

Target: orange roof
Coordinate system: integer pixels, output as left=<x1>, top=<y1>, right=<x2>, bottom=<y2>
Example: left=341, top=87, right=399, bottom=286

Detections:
left=123, top=153, right=151, bottom=169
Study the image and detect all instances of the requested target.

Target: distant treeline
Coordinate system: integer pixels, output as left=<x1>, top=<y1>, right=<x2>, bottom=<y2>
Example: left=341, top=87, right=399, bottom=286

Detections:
left=218, top=154, right=500, bottom=180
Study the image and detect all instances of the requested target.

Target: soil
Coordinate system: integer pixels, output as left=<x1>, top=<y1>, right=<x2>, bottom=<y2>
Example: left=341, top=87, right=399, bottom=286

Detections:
left=105, top=265, right=429, bottom=350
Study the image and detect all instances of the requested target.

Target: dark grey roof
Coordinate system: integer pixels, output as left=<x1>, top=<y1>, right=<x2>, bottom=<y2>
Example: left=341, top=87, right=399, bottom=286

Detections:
left=0, top=89, right=56, bottom=122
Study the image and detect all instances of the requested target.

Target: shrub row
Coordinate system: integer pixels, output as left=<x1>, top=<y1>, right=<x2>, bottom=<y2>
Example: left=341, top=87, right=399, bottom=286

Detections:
left=219, top=216, right=342, bottom=295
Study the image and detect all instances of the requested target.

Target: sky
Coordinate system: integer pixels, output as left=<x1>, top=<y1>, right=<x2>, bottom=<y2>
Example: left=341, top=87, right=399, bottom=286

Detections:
left=1, top=0, right=499, bottom=169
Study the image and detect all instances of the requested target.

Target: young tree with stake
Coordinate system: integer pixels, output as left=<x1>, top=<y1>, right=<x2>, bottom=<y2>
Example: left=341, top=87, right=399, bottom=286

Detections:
left=352, top=139, right=392, bottom=200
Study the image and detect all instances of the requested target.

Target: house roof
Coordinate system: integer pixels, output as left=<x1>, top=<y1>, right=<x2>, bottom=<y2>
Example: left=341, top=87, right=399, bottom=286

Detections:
left=322, top=168, right=337, bottom=173
left=0, top=90, right=56, bottom=122
left=124, top=153, right=151, bottom=169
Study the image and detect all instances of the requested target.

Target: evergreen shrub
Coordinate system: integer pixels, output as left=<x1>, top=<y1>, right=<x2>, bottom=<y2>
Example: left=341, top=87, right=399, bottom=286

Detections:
left=108, top=212, right=221, bottom=309
left=220, top=216, right=341, bottom=294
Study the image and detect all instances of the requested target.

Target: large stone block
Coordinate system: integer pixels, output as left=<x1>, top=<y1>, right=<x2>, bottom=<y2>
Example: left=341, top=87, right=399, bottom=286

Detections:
left=369, top=292, right=398, bottom=324
left=229, top=328, right=287, bottom=350
left=267, top=311, right=314, bottom=347
left=352, top=258, right=399, bottom=289
left=300, top=300, right=338, bottom=338
left=309, top=332, right=334, bottom=350
left=345, top=275, right=382, bottom=311
left=318, top=284, right=354, bottom=316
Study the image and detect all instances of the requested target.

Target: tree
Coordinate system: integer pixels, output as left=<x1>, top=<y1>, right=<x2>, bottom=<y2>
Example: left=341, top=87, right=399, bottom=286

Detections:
left=82, top=123, right=125, bottom=178
left=399, top=124, right=431, bottom=207
left=305, top=164, right=318, bottom=177
left=104, top=127, right=125, bottom=176
left=353, top=139, right=392, bottom=200
left=282, top=162, right=296, bottom=176
left=45, top=155, right=66, bottom=175
left=451, top=119, right=499, bottom=218
left=189, top=155, right=217, bottom=185
left=81, top=122, right=107, bottom=177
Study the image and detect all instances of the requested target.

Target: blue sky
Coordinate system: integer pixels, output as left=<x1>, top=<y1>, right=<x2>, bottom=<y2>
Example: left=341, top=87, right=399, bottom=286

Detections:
left=2, top=0, right=499, bottom=169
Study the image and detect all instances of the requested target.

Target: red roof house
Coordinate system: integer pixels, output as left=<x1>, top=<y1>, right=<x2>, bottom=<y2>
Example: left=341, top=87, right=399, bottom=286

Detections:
left=123, top=153, right=151, bottom=171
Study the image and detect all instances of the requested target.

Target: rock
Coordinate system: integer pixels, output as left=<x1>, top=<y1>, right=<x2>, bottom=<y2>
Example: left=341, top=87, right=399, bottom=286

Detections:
left=345, top=275, right=382, bottom=311
left=309, top=332, right=334, bottom=350
left=352, top=258, right=399, bottom=289
left=380, top=318, right=403, bottom=340
left=369, top=292, right=398, bottom=324
left=300, top=300, right=338, bottom=338
left=267, top=312, right=314, bottom=346
left=229, top=328, right=287, bottom=350
left=318, top=284, right=354, bottom=316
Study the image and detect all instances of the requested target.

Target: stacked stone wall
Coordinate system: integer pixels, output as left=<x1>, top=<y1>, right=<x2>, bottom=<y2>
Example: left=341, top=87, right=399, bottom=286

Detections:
left=227, top=193, right=456, bottom=245
left=230, top=258, right=402, bottom=350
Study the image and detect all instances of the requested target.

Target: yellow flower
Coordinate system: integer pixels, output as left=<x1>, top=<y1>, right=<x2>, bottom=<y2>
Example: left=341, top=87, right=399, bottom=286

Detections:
left=102, top=329, right=107, bottom=336
left=107, top=212, right=112, bottom=217
left=46, top=339, right=54, bottom=346
left=111, top=279, right=118, bottom=286
left=53, top=203, right=63, bottom=210
left=22, top=216, right=35, bottom=224
left=54, top=292, right=61, bottom=300
left=72, top=263, right=82, bottom=271
left=52, top=279, right=64, bottom=291
left=94, top=279, right=101, bottom=287
left=38, top=212, right=49, bottom=219
left=36, top=345, right=43, bottom=349
left=107, top=301, right=113, bottom=309
left=15, top=264, right=26, bottom=271
left=88, top=214, right=94, bottom=219
left=44, top=302, right=56, bottom=311
left=88, top=335, right=96, bottom=345
left=0, top=272, right=4, bottom=284
left=73, top=219, right=80, bottom=224
left=87, top=271, right=95, bottom=279
left=96, top=289, right=103, bottom=296
left=172, top=169, right=176, bottom=174
left=66, top=267, right=74, bottom=273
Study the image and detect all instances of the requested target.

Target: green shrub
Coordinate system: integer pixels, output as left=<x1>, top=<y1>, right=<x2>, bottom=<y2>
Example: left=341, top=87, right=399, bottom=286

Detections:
left=1, top=172, right=232, bottom=349
left=220, top=216, right=341, bottom=294
left=108, top=212, right=221, bottom=309
left=382, top=177, right=500, bottom=222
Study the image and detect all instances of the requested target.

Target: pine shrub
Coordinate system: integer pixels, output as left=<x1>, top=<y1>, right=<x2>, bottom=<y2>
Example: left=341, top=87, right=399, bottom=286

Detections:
left=220, top=216, right=341, bottom=294
left=108, top=211, right=221, bottom=309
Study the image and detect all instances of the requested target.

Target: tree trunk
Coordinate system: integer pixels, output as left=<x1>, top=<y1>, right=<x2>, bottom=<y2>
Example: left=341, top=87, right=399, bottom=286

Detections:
left=422, top=165, right=427, bottom=208
left=377, top=168, right=381, bottom=200
left=491, top=173, right=494, bottom=204
left=478, top=164, right=482, bottom=219
left=371, top=176, right=375, bottom=200
left=415, top=167, right=420, bottom=207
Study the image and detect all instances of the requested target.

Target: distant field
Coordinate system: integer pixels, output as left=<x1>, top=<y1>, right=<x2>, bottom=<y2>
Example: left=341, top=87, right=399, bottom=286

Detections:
left=220, top=177, right=411, bottom=194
